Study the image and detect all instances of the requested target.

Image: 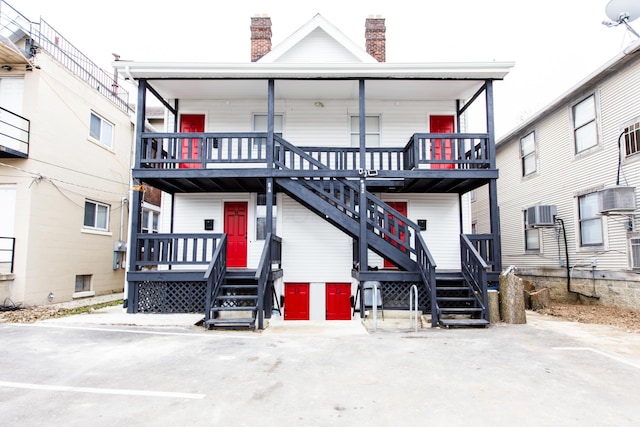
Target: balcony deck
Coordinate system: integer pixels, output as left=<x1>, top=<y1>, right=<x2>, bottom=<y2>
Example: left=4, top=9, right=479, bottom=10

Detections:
left=134, top=132, right=497, bottom=194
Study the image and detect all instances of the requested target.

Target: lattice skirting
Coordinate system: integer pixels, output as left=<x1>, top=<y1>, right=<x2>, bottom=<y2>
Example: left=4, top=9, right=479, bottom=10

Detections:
left=378, top=281, right=431, bottom=312
left=134, top=281, right=206, bottom=313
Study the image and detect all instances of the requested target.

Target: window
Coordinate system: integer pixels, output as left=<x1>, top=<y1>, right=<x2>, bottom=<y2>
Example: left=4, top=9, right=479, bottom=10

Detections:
left=623, top=120, right=640, bottom=157
left=578, top=193, right=603, bottom=246
left=253, top=114, right=283, bottom=135
left=75, top=274, right=91, bottom=292
left=351, top=115, right=380, bottom=147
left=572, top=95, right=598, bottom=153
left=630, top=238, right=640, bottom=269
left=520, top=132, right=537, bottom=176
left=142, top=208, right=159, bottom=233
left=523, top=210, right=540, bottom=251
left=84, top=200, right=110, bottom=231
left=89, top=112, right=114, bottom=148
left=256, top=193, right=276, bottom=240
left=469, top=190, right=477, bottom=202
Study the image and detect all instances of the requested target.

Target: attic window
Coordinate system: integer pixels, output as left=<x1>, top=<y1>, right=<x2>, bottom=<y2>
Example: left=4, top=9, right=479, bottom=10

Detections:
left=623, top=120, right=640, bottom=157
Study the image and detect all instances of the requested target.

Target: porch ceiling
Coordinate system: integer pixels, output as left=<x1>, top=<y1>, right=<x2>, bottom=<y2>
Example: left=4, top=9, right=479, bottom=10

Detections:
left=0, top=38, right=31, bottom=67
left=145, top=78, right=487, bottom=102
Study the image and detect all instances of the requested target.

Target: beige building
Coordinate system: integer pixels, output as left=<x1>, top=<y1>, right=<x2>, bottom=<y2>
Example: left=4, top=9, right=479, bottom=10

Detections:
left=0, top=1, right=133, bottom=306
left=473, top=40, right=640, bottom=309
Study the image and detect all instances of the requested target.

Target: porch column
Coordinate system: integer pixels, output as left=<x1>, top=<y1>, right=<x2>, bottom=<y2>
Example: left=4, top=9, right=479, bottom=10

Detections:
left=267, top=79, right=275, bottom=168
left=485, top=80, right=502, bottom=272
left=126, top=79, right=147, bottom=313
left=358, top=80, right=368, bottom=318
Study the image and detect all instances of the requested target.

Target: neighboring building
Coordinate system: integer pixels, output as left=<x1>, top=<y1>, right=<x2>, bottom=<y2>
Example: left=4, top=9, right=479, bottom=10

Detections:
left=116, top=14, right=513, bottom=329
left=0, top=1, right=133, bottom=306
left=473, top=40, right=640, bottom=310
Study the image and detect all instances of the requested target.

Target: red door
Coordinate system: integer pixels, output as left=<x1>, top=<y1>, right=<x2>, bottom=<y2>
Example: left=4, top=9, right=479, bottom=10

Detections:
left=430, top=115, right=455, bottom=169
left=384, top=201, right=408, bottom=268
left=224, top=202, right=248, bottom=268
left=180, top=114, right=205, bottom=168
left=326, top=283, right=352, bottom=320
left=284, top=283, right=310, bottom=320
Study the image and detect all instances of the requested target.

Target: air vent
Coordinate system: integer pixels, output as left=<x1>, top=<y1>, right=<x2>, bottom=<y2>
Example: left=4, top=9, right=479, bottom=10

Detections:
left=525, top=205, right=557, bottom=228
left=598, top=186, right=637, bottom=214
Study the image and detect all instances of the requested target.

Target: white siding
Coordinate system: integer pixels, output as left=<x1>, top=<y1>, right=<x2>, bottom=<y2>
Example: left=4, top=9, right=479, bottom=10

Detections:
left=275, top=28, right=361, bottom=63
left=487, top=58, right=640, bottom=273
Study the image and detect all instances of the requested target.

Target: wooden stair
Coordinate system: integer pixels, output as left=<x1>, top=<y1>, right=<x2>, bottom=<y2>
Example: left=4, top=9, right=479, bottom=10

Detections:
left=436, top=272, right=489, bottom=328
left=205, top=270, right=259, bottom=330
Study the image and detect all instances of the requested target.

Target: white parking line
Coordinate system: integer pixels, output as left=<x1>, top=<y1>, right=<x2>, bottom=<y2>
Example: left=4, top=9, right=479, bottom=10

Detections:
left=11, top=323, right=257, bottom=339
left=0, top=381, right=205, bottom=399
left=553, top=347, right=640, bottom=370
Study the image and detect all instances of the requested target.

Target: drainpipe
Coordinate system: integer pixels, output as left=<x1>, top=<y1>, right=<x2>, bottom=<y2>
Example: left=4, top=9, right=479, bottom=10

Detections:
left=555, top=217, right=599, bottom=300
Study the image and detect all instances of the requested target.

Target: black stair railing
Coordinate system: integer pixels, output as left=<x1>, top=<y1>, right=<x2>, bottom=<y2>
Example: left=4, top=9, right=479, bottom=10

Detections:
left=204, top=235, right=227, bottom=323
left=134, top=233, right=224, bottom=270
left=255, top=233, right=282, bottom=329
left=415, top=233, right=438, bottom=327
left=274, top=135, right=437, bottom=274
left=460, top=234, right=489, bottom=321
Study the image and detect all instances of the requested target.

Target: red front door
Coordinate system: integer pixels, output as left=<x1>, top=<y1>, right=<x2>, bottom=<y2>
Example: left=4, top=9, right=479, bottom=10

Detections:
left=326, top=283, right=352, bottom=320
left=180, top=114, right=205, bottom=168
left=384, top=201, right=408, bottom=268
left=284, top=283, right=310, bottom=320
left=224, top=201, right=248, bottom=268
left=430, top=115, right=455, bottom=169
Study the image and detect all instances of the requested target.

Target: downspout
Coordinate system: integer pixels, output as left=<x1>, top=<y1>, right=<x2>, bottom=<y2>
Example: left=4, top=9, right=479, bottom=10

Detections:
left=555, top=217, right=599, bottom=300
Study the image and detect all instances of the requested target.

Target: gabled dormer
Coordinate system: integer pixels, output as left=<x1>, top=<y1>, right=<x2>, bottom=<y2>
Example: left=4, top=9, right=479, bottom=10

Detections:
left=252, top=14, right=381, bottom=64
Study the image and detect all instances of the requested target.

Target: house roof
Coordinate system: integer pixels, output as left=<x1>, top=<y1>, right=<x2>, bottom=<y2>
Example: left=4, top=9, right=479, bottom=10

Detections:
left=114, top=14, right=513, bottom=103
left=258, top=13, right=378, bottom=63
left=496, top=39, right=640, bottom=147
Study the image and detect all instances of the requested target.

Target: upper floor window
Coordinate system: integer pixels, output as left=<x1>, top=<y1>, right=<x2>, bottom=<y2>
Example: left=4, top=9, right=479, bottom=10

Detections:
left=253, top=114, right=283, bottom=135
left=623, top=120, right=640, bottom=157
left=84, top=200, right=110, bottom=231
left=572, top=95, right=598, bottom=154
left=523, top=210, right=540, bottom=252
left=351, top=115, right=380, bottom=147
left=578, top=192, right=603, bottom=247
left=89, top=112, right=114, bottom=149
left=520, top=131, right=537, bottom=176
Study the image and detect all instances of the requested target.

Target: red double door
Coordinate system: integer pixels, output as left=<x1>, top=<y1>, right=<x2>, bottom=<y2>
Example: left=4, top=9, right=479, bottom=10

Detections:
left=283, top=282, right=352, bottom=321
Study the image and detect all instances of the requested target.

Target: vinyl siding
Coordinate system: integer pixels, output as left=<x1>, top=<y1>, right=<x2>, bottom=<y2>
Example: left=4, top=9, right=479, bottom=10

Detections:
left=488, top=58, right=640, bottom=273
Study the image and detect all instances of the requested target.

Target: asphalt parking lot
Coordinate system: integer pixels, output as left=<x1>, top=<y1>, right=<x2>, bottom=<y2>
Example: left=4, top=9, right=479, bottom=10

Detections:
left=1, top=308, right=640, bottom=426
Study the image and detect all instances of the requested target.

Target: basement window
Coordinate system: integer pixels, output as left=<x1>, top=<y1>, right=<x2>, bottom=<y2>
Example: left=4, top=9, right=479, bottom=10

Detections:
left=75, top=274, right=92, bottom=292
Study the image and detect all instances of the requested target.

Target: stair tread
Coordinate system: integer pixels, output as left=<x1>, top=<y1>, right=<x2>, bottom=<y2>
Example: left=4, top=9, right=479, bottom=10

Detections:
left=217, top=295, right=258, bottom=300
left=439, top=307, right=483, bottom=313
left=437, top=297, right=475, bottom=301
left=212, top=306, right=257, bottom=311
left=439, top=318, right=489, bottom=328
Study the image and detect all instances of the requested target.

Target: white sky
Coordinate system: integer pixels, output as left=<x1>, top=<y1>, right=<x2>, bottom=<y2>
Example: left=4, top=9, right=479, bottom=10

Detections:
left=9, top=0, right=638, bottom=137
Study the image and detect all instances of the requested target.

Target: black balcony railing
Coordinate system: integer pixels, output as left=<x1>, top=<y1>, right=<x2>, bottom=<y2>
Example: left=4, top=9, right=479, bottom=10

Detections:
left=0, top=106, right=29, bottom=156
left=138, top=132, right=492, bottom=172
left=0, top=237, right=15, bottom=274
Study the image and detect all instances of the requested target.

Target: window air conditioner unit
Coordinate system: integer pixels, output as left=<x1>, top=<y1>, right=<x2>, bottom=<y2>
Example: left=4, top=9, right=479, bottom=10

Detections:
left=598, top=186, right=636, bottom=214
left=525, top=205, right=557, bottom=228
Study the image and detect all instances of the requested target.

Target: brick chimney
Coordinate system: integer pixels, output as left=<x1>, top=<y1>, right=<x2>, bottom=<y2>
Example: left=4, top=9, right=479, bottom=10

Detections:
left=251, top=15, right=272, bottom=62
left=365, top=16, right=386, bottom=62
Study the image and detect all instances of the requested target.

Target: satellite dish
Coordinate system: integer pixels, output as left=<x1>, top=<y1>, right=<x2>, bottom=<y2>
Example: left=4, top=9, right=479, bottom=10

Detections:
left=603, top=0, right=640, bottom=38
left=606, top=0, right=640, bottom=22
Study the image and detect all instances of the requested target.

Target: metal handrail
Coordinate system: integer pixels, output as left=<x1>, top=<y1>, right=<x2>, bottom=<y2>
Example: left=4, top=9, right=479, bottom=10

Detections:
left=371, top=282, right=379, bottom=332
left=0, top=106, right=30, bottom=156
left=409, top=284, right=418, bottom=332
left=460, top=234, right=489, bottom=321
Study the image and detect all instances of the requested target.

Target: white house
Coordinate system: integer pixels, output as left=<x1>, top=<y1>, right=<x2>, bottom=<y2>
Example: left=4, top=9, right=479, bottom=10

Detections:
left=116, top=14, right=513, bottom=329
left=473, top=40, right=640, bottom=310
